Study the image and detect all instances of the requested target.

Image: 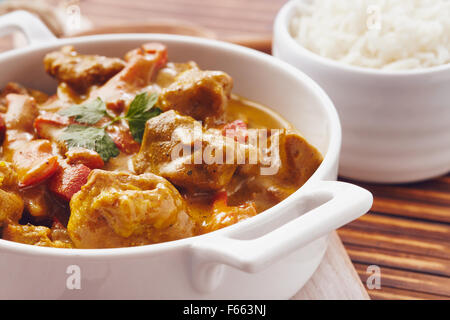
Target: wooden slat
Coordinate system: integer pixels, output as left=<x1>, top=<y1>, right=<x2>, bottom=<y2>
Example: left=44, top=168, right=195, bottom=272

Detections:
left=368, top=286, right=449, bottom=300
left=354, top=263, right=450, bottom=297
left=348, top=213, right=450, bottom=242
left=371, top=196, right=450, bottom=223
left=90, top=0, right=279, bottom=21
left=436, top=175, right=450, bottom=185
left=345, top=244, right=450, bottom=277
left=340, top=180, right=450, bottom=207
left=338, top=227, right=450, bottom=259
left=400, top=175, right=450, bottom=194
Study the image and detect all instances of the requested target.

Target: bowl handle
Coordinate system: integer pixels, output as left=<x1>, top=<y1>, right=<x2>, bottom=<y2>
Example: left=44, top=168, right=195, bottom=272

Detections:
left=0, top=10, right=56, bottom=48
left=190, top=180, right=372, bottom=292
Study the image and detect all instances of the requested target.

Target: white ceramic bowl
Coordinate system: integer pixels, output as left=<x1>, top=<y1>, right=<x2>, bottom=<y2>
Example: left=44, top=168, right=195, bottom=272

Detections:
left=273, top=0, right=450, bottom=184
left=0, top=11, right=372, bottom=299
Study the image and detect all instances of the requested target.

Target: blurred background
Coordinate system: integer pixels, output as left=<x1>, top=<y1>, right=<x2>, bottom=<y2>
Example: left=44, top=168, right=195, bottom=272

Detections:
left=0, top=0, right=285, bottom=52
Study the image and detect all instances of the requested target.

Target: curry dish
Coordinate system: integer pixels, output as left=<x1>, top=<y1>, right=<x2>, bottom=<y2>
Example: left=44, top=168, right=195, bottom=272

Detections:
left=0, top=43, right=322, bottom=249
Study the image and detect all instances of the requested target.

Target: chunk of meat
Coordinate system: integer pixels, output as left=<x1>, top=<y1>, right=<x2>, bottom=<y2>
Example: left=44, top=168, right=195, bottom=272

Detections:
left=67, top=170, right=194, bottom=248
left=4, top=94, right=39, bottom=132
left=0, top=162, right=23, bottom=226
left=0, top=161, right=19, bottom=189
left=44, top=46, right=125, bottom=93
left=2, top=223, right=73, bottom=248
left=0, top=190, right=23, bottom=226
left=133, top=110, right=254, bottom=191
left=91, top=43, right=168, bottom=110
left=264, top=130, right=323, bottom=185
left=51, top=219, right=73, bottom=244
left=226, top=130, right=323, bottom=212
left=65, top=147, right=104, bottom=169
left=159, top=69, right=233, bottom=126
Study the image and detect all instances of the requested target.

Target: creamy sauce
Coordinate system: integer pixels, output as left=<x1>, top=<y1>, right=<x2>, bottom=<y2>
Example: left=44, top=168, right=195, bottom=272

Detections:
left=227, top=95, right=293, bottom=130
left=104, top=152, right=135, bottom=172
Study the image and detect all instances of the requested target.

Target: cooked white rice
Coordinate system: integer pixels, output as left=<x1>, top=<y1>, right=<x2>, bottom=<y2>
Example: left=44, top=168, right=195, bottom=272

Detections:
left=289, top=0, right=450, bottom=70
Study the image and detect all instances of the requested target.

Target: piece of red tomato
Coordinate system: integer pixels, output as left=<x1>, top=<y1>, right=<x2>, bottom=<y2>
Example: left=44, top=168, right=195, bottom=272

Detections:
left=49, top=161, right=91, bottom=201
left=222, top=120, right=248, bottom=142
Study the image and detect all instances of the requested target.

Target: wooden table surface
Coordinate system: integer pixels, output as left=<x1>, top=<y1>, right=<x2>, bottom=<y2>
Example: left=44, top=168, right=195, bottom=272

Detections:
left=75, top=0, right=285, bottom=39
left=1, top=0, right=449, bottom=300
left=339, top=175, right=450, bottom=300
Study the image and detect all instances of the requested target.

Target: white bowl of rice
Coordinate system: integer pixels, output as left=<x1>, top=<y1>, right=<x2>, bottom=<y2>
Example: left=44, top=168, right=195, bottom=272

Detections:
left=273, top=0, right=450, bottom=183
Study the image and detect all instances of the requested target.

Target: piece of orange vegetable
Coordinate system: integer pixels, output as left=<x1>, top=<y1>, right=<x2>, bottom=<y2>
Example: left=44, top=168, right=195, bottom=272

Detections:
left=12, top=140, right=59, bottom=187
left=142, top=42, right=168, bottom=70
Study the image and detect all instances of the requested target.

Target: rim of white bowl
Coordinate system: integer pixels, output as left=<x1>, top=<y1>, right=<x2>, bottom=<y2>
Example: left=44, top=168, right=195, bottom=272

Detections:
left=275, top=0, right=450, bottom=78
left=0, top=33, right=341, bottom=258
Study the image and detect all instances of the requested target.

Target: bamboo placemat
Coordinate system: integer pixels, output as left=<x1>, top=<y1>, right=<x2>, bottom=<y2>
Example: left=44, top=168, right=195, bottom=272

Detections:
left=338, top=175, right=450, bottom=300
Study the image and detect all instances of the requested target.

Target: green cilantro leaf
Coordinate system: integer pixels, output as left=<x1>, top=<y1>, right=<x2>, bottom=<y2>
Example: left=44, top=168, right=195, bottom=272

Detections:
left=59, top=97, right=107, bottom=124
left=57, top=93, right=161, bottom=161
left=125, top=92, right=162, bottom=143
left=60, top=125, right=119, bottom=162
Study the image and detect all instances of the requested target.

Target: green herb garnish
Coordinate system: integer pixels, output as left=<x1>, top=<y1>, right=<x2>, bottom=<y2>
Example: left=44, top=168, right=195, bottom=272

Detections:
left=60, top=125, right=119, bottom=162
left=59, top=97, right=107, bottom=125
left=125, top=92, right=162, bottom=143
left=58, top=93, right=161, bottom=161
